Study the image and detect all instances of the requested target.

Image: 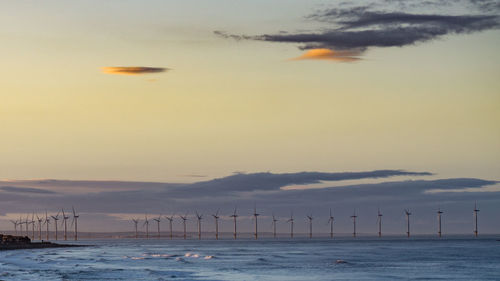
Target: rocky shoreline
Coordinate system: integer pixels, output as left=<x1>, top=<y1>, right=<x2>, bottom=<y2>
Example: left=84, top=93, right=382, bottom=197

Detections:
left=0, top=234, right=85, bottom=251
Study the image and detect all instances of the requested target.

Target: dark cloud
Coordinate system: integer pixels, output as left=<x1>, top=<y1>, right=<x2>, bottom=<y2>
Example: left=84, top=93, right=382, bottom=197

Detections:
left=215, top=1, right=499, bottom=58
left=469, top=0, right=500, bottom=12
left=0, top=186, right=55, bottom=194
left=168, top=170, right=432, bottom=196
left=1, top=171, right=498, bottom=233
left=213, top=31, right=252, bottom=41
left=101, top=66, right=169, bottom=75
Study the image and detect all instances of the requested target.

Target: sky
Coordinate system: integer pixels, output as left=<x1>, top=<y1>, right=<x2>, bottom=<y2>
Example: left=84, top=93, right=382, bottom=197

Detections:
left=0, top=0, right=499, bottom=234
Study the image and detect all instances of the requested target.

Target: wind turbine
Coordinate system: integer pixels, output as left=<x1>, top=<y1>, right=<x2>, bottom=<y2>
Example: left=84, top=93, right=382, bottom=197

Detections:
left=230, top=208, right=238, bottom=239
left=286, top=212, right=294, bottom=238
left=328, top=209, right=335, bottom=239
left=351, top=210, right=358, bottom=238
left=404, top=209, right=412, bottom=238
left=377, top=208, right=383, bottom=238
left=132, top=218, right=139, bottom=238
left=272, top=214, right=278, bottom=239
left=31, top=213, right=36, bottom=239
left=179, top=214, right=188, bottom=239
left=62, top=209, right=69, bottom=240
left=473, top=202, right=480, bottom=237
left=10, top=219, right=18, bottom=235
left=44, top=211, right=51, bottom=240
left=24, top=215, right=31, bottom=237
left=21, top=215, right=28, bottom=237
left=18, top=215, right=24, bottom=236
left=253, top=206, right=260, bottom=240
left=72, top=207, right=79, bottom=241
left=36, top=214, right=43, bottom=240
left=212, top=209, right=220, bottom=240
left=165, top=215, right=174, bottom=239
left=143, top=214, right=150, bottom=239
left=307, top=215, right=313, bottom=239
left=195, top=211, right=203, bottom=240
left=51, top=212, right=60, bottom=240
left=437, top=208, right=443, bottom=238
left=153, top=215, right=162, bottom=239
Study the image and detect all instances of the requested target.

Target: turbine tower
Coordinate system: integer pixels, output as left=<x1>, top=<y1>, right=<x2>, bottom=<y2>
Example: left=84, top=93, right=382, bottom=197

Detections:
left=307, top=215, right=313, bottom=239
left=51, top=212, right=60, bottom=240
left=351, top=210, right=357, bottom=238
left=287, top=212, right=294, bottom=238
left=45, top=211, right=50, bottom=240
left=31, top=213, right=36, bottom=239
left=272, top=214, right=278, bottom=239
left=165, top=215, right=174, bottom=239
left=473, top=202, right=480, bottom=237
left=179, top=214, right=188, bottom=239
left=253, top=206, right=260, bottom=240
left=212, top=210, right=220, bottom=240
left=437, top=208, right=443, bottom=238
left=377, top=208, right=383, bottom=238
left=153, top=215, right=162, bottom=239
left=20, top=216, right=25, bottom=237
left=62, top=209, right=69, bottom=240
left=195, top=211, right=203, bottom=240
left=132, top=218, right=139, bottom=238
left=18, top=216, right=24, bottom=236
left=328, top=209, right=335, bottom=239
left=24, top=215, right=30, bottom=237
left=404, top=209, right=412, bottom=238
left=10, top=220, right=18, bottom=235
left=36, top=215, right=43, bottom=240
left=230, top=208, right=238, bottom=239
left=143, top=215, right=150, bottom=239
left=72, top=207, right=79, bottom=241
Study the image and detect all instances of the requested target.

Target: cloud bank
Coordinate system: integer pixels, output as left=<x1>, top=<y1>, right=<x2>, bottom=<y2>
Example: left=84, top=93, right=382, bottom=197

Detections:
left=0, top=170, right=498, bottom=233
left=0, top=186, right=56, bottom=194
left=215, top=0, right=500, bottom=60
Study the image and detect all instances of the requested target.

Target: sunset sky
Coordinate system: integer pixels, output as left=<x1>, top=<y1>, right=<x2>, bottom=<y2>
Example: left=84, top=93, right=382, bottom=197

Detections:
left=0, top=0, right=499, bottom=233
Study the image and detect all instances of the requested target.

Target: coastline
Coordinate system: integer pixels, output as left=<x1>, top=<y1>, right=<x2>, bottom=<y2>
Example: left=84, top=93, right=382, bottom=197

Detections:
left=0, top=242, right=85, bottom=251
left=0, top=234, right=86, bottom=251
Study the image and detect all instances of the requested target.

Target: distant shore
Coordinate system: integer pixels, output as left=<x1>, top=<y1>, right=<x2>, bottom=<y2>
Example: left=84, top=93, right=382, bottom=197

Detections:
left=0, top=234, right=85, bottom=251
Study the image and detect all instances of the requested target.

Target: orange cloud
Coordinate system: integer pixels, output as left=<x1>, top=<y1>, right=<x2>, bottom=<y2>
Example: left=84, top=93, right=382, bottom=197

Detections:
left=291, top=48, right=361, bottom=62
left=101, top=66, right=169, bottom=75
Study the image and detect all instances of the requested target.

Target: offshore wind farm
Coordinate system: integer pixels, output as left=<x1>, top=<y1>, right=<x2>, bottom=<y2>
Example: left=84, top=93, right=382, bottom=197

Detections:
left=1, top=203, right=499, bottom=281
left=0, top=202, right=489, bottom=241
left=1, top=0, right=500, bottom=279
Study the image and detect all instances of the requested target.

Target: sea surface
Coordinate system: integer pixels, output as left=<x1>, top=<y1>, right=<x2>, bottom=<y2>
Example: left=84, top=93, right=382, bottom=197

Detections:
left=0, top=236, right=499, bottom=280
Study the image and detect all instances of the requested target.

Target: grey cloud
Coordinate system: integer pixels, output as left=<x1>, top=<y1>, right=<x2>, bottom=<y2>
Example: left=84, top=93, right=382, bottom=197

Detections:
left=251, top=14, right=497, bottom=51
left=215, top=1, right=499, bottom=56
left=213, top=31, right=252, bottom=41
left=0, top=186, right=56, bottom=194
left=0, top=171, right=498, bottom=233
left=166, top=170, right=432, bottom=196
left=318, top=11, right=498, bottom=29
left=469, top=0, right=500, bottom=11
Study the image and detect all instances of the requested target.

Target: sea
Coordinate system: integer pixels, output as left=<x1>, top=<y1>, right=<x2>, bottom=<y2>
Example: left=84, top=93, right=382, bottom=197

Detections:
left=1, top=236, right=499, bottom=280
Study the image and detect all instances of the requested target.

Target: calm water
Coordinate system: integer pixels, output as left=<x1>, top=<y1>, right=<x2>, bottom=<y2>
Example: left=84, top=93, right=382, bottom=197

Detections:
left=1, top=237, right=499, bottom=280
